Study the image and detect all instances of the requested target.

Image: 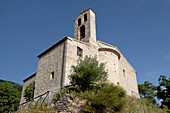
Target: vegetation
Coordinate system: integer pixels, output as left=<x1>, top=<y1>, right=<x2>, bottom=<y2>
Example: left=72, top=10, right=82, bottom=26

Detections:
left=54, top=56, right=126, bottom=112
left=24, top=82, right=35, bottom=101
left=157, top=75, right=170, bottom=110
left=53, top=56, right=167, bottom=112
left=69, top=55, right=107, bottom=91
left=138, top=81, right=157, bottom=105
left=17, top=103, right=56, bottom=113
left=0, top=81, right=21, bottom=113
left=124, top=97, right=166, bottom=113
left=80, top=83, right=127, bottom=113
left=0, top=79, right=22, bottom=93
left=138, top=75, right=170, bottom=112
left=1, top=56, right=168, bottom=113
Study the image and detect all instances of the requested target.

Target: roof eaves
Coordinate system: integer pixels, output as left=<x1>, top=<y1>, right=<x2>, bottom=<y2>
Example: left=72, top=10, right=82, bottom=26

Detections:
left=23, top=73, right=36, bottom=82
left=37, top=37, right=68, bottom=58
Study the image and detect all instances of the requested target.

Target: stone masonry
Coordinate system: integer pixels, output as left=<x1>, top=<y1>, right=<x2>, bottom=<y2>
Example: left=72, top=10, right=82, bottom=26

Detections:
left=20, top=8, right=140, bottom=105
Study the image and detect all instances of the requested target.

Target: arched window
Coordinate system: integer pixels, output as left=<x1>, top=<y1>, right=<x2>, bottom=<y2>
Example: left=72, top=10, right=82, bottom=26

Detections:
left=84, top=13, right=87, bottom=22
left=80, top=25, right=85, bottom=40
left=78, top=18, right=81, bottom=26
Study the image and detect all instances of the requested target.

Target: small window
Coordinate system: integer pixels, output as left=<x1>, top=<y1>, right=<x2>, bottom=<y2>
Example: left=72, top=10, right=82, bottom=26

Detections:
left=80, top=25, right=85, bottom=40
left=123, top=70, right=125, bottom=77
left=84, top=13, right=87, bottom=22
left=78, top=18, right=81, bottom=26
left=77, top=47, right=83, bottom=57
left=50, top=71, right=54, bottom=80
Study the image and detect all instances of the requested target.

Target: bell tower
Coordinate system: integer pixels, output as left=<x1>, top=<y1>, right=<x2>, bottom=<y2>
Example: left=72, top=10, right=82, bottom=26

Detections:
left=74, top=8, right=96, bottom=44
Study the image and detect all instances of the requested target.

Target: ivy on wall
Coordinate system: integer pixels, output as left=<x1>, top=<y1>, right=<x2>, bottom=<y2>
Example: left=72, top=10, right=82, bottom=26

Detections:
left=24, top=82, right=35, bottom=101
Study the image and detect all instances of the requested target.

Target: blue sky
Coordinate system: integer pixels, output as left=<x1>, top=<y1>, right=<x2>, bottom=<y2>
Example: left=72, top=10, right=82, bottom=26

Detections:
left=0, top=0, right=170, bottom=85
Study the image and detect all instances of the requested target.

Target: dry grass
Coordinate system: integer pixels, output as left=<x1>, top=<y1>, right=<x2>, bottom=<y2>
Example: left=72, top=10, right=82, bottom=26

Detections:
left=122, top=97, right=167, bottom=113
left=16, top=97, right=167, bottom=113
left=16, top=105, right=57, bottom=113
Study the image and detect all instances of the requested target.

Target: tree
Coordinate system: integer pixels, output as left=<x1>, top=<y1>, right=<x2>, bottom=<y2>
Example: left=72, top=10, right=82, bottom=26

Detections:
left=157, top=75, right=170, bottom=109
left=69, top=55, right=107, bottom=91
left=24, top=82, right=35, bottom=101
left=0, top=82, right=20, bottom=112
left=138, top=81, right=157, bottom=105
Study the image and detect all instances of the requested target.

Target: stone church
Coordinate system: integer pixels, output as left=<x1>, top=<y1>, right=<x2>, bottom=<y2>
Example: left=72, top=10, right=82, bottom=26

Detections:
left=20, top=8, right=140, bottom=105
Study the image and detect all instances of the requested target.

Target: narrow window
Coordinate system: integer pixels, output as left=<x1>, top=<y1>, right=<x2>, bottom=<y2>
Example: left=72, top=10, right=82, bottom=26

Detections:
left=123, top=70, right=125, bottom=77
left=77, top=47, right=83, bottom=57
left=84, top=13, right=87, bottom=22
left=78, top=18, right=81, bottom=26
left=50, top=71, right=54, bottom=80
left=80, top=25, right=85, bottom=40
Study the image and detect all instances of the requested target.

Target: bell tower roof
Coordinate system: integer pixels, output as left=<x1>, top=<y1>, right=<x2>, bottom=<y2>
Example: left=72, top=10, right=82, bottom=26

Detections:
left=74, top=8, right=96, bottom=21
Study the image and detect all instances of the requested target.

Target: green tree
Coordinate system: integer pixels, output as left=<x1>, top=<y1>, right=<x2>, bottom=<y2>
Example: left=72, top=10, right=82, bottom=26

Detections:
left=138, top=81, right=157, bottom=105
left=69, top=55, right=107, bottom=91
left=157, top=75, right=170, bottom=109
left=24, top=82, right=35, bottom=101
left=0, top=82, right=20, bottom=113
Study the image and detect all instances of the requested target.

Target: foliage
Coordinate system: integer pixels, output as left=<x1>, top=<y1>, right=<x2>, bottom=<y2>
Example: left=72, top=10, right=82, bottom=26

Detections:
left=53, top=86, right=83, bottom=102
left=16, top=97, right=166, bottom=113
left=80, top=83, right=127, bottom=113
left=138, top=81, right=157, bottom=105
left=0, top=81, right=21, bottom=113
left=124, top=97, right=167, bottom=113
left=0, top=79, right=22, bottom=93
left=69, top=55, right=107, bottom=91
left=24, top=82, right=35, bottom=101
left=157, top=75, right=170, bottom=109
left=138, top=75, right=170, bottom=112
left=53, top=87, right=70, bottom=101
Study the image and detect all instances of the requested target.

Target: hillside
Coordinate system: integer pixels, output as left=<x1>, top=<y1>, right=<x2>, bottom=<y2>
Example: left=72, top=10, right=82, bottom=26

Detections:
left=17, top=97, right=166, bottom=113
left=0, top=79, right=22, bottom=93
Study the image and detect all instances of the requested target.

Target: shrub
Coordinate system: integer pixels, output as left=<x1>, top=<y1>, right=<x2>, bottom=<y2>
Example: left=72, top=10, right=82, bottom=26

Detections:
left=53, top=88, right=70, bottom=102
left=24, top=82, right=35, bottom=101
left=80, top=83, right=127, bottom=113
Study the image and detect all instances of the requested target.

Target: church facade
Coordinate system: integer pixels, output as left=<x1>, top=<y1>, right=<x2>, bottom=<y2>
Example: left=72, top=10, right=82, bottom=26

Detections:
left=20, top=8, right=140, bottom=105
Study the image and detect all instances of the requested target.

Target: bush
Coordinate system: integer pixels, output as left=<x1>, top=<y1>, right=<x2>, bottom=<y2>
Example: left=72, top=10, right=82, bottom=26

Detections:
left=53, top=86, right=82, bottom=102
left=80, top=83, right=127, bottom=113
left=24, top=82, right=35, bottom=101
left=53, top=88, right=70, bottom=102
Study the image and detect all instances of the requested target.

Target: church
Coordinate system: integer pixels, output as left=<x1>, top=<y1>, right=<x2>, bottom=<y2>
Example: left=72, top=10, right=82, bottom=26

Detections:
left=20, top=8, right=140, bottom=105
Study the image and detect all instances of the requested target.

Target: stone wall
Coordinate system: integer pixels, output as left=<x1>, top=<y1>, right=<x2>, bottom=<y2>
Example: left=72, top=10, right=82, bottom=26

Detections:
left=99, top=50, right=119, bottom=85
left=34, top=42, right=65, bottom=97
left=64, top=37, right=99, bottom=86
left=74, top=8, right=96, bottom=45
left=97, top=41, right=140, bottom=98
left=119, top=55, right=139, bottom=97
left=20, top=74, right=36, bottom=104
left=53, top=93, right=72, bottom=111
